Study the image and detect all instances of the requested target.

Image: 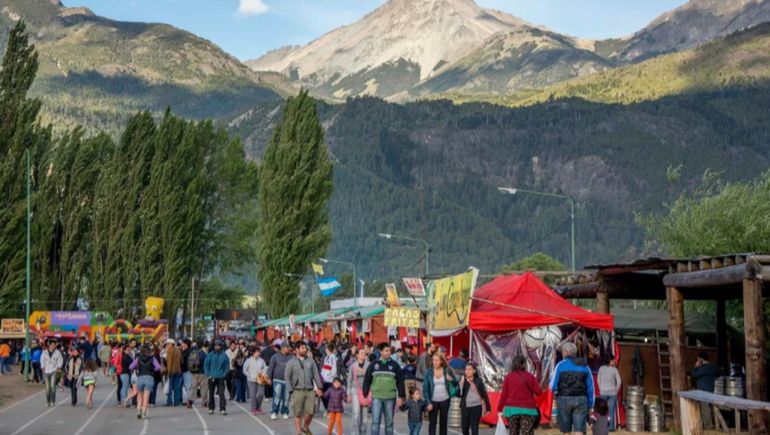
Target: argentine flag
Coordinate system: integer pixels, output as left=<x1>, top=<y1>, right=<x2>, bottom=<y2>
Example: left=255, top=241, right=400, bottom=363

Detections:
left=317, top=276, right=342, bottom=297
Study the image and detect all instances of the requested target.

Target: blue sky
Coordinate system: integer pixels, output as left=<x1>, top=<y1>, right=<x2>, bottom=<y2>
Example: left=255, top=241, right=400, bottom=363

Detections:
left=68, top=0, right=688, bottom=61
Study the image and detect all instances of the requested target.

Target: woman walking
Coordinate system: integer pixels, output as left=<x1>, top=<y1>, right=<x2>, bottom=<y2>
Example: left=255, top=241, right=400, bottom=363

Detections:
left=459, top=362, right=490, bottom=435
left=81, top=360, right=99, bottom=409
left=423, top=353, right=458, bottom=435
left=243, top=346, right=267, bottom=415
left=233, top=350, right=247, bottom=403
left=129, top=344, right=162, bottom=419
left=498, top=356, right=542, bottom=435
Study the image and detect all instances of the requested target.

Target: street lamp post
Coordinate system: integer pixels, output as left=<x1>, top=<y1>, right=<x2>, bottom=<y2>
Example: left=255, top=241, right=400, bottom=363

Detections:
left=319, top=258, right=357, bottom=306
left=498, top=187, right=576, bottom=271
left=378, top=233, right=430, bottom=278
left=24, top=148, right=31, bottom=381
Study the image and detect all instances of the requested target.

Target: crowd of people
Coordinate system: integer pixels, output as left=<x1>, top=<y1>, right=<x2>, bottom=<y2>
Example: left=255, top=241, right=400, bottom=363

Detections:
left=1, top=335, right=616, bottom=435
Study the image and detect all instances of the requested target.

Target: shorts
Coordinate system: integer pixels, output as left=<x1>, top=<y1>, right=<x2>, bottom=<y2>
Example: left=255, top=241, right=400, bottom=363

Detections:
left=136, top=375, right=154, bottom=392
left=291, top=389, right=316, bottom=417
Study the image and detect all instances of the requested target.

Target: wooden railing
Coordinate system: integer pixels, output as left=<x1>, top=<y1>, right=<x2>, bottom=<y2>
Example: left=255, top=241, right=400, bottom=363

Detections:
left=678, top=390, right=770, bottom=434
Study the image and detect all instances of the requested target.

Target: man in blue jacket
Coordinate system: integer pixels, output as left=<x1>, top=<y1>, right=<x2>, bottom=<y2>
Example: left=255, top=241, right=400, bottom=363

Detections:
left=204, top=340, right=230, bottom=415
left=550, top=342, right=595, bottom=435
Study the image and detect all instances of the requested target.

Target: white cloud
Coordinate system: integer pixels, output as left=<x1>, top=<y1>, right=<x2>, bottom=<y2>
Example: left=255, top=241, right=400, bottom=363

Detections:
left=237, top=0, right=269, bottom=17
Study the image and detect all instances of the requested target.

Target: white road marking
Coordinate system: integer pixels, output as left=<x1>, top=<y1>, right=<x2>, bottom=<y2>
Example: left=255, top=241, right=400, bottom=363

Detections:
left=192, top=403, right=210, bottom=435
left=73, top=386, right=116, bottom=435
left=9, top=396, right=68, bottom=435
left=0, top=390, right=44, bottom=414
left=233, top=401, right=276, bottom=435
left=139, top=417, right=149, bottom=435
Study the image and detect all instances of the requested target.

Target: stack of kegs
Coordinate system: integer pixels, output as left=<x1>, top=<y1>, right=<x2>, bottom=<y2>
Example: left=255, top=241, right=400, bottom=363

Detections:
left=626, top=386, right=645, bottom=432
left=726, top=377, right=745, bottom=398
left=646, top=403, right=666, bottom=432
left=448, top=397, right=462, bottom=428
left=714, top=376, right=726, bottom=395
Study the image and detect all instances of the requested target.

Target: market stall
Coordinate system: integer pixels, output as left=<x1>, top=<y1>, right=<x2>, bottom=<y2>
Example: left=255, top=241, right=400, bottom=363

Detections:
left=469, top=272, right=614, bottom=425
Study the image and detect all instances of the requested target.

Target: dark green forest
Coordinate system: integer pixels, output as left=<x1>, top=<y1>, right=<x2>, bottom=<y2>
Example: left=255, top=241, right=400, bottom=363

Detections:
left=232, top=87, right=770, bottom=280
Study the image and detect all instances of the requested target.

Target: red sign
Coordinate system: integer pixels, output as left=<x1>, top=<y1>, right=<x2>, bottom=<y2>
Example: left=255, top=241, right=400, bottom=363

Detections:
left=402, top=277, right=425, bottom=297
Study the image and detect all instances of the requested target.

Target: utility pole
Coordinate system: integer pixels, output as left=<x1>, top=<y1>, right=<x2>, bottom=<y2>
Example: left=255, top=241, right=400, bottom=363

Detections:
left=24, top=148, right=31, bottom=381
left=378, top=233, right=431, bottom=278
left=190, top=278, right=195, bottom=339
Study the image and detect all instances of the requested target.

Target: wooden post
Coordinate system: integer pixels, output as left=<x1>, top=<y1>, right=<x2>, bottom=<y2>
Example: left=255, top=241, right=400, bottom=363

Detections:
left=668, top=286, right=687, bottom=433
left=716, top=299, right=728, bottom=372
left=596, top=290, right=610, bottom=314
left=680, top=396, right=704, bottom=435
left=743, top=277, right=769, bottom=433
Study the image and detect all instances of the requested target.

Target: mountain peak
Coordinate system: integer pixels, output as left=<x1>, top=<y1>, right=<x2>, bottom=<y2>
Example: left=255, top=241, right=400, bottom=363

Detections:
left=248, top=0, right=535, bottom=99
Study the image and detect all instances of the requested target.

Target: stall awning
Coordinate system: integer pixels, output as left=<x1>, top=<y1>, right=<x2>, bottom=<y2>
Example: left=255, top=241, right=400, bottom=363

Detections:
left=304, top=307, right=357, bottom=323
left=470, top=272, right=614, bottom=332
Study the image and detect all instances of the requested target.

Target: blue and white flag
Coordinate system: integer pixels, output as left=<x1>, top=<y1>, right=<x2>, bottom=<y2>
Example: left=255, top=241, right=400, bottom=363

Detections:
left=317, top=276, right=342, bottom=297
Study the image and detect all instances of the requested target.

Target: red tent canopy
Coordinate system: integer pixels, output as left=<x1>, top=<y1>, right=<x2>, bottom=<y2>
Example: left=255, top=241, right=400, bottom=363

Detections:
left=469, top=272, right=613, bottom=331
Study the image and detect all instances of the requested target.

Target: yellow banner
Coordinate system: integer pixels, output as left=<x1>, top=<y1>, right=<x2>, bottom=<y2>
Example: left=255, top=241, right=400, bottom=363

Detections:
left=385, top=283, right=400, bottom=307
left=384, top=307, right=420, bottom=328
left=428, top=267, right=479, bottom=335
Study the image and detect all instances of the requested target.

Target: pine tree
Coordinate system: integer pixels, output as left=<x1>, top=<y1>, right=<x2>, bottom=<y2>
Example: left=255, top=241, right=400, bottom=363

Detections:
left=0, top=21, right=52, bottom=316
left=257, top=90, right=333, bottom=318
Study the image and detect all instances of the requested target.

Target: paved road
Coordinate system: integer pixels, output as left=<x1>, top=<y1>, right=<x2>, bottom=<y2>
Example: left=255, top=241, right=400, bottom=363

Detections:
left=0, top=375, right=498, bottom=435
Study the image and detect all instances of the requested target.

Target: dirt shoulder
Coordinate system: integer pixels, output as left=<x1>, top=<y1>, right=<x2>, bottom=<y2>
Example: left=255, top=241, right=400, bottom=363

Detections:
left=0, top=370, right=43, bottom=409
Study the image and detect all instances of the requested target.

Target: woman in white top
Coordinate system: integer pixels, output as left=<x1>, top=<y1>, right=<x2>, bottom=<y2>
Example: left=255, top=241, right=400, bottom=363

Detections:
left=423, top=353, right=458, bottom=435
left=243, top=346, right=268, bottom=415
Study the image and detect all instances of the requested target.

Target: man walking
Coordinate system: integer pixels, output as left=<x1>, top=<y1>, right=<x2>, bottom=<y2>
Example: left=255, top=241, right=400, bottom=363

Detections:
left=180, top=339, right=193, bottom=408
left=165, top=339, right=183, bottom=406
left=0, top=340, right=11, bottom=375
left=363, top=342, right=406, bottom=435
left=204, top=340, right=230, bottom=415
left=285, top=341, right=323, bottom=435
left=225, top=340, right=238, bottom=400
left=551, top=342, right=595, bottom=435
left=598, top=357, right=622, bottom=431
left=188, top=340, right=208, bottom=408
left=41, top=339, right=64, bottom=406
left=417, top=343, right=436, bottom=382
left=267, top=342, right=293, bottom=420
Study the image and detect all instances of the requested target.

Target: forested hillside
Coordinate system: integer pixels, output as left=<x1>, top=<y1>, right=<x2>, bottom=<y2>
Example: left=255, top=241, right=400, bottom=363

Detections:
left=229, top=86, right=770, bottom=279
left=0, top=0, right=282, bottom=134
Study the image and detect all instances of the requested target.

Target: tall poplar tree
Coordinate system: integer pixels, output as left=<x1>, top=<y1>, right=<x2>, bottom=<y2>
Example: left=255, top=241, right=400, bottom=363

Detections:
left=257, top=91, right=333, bottom=318
left=0, top=21, right=51, bottom=316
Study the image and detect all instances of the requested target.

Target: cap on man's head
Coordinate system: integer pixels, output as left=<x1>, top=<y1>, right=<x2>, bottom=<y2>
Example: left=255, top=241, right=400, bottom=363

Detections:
left=165, top=338, right=175, bottom=345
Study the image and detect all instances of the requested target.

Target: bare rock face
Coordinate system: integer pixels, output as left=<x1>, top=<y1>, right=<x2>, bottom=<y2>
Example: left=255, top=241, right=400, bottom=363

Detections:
left=247, top=0, right=561, bottom=100
left=617, top=0, right=770, bottom=62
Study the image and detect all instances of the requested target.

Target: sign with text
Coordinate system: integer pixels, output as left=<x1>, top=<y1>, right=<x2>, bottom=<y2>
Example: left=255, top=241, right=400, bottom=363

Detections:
left=427, top=267, right=479, bottom=336
left=385, top=283, right=400, bottom=307
left=384, top=307, right=420, bottom=328
left=1, top=319, right=24, bottom=333
left=402, top=277, right=425, bottom=297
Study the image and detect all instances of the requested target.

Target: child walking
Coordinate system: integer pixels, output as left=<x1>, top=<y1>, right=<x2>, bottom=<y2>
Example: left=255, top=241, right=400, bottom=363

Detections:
left=80, top=360, right=98, bottom=409
left=323, top=377, right=347, bottom=435
left=589, top=397, right=610, bottom=435
left=405, top=386, right=428, bottom=435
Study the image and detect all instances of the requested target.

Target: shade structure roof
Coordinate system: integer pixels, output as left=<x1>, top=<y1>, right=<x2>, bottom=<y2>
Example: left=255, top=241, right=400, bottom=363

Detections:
left=469, top=272, right=614, bottom=332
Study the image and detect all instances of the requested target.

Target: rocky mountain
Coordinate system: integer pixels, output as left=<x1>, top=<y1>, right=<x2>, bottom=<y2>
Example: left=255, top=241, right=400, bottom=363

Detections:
left=414, top=27, right=610, bottom=97
left=611, top=0, right=770, bottom=62
left=247, top=0, right=600, bottom=101
left=451, top=22, right=770, bottom=108
left=0, top=0, right=284, bottom=133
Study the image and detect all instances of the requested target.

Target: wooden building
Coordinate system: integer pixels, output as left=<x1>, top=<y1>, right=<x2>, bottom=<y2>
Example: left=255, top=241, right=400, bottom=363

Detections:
left=557, top=254, right=770, bottom=433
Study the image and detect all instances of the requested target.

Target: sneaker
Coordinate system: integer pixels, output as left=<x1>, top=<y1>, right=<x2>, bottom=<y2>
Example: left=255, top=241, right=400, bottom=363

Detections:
left=136, top=413, right=141, bottom=420
left=220, top=410, right=227, bottom=416
left=283, top=414, right=289, bottom=419
left=208, top=410, right=214, bottom=415
left=271, top=413, right=277, bottom=420
left=255, top=409, right=264, bottom=415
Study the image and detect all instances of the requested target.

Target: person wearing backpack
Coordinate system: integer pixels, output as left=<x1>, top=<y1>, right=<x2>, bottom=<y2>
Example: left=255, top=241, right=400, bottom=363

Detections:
left=188, top=340, right=208, bottom=408
left=347, top=347, right=370, bottom=435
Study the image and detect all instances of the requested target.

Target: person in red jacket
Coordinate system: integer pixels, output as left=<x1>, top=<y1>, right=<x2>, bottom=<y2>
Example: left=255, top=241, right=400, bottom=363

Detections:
left=497, top=356, right=542, bottom=435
